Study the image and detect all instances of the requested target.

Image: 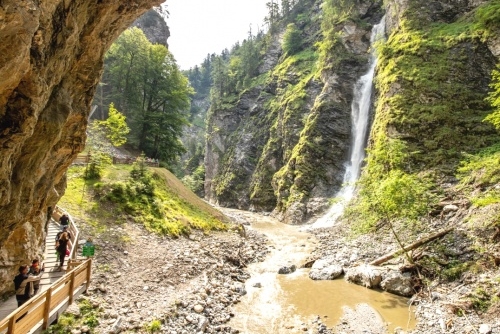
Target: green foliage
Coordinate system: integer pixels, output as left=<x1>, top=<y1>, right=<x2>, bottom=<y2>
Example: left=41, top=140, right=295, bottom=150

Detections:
left=84, top=104, right=129, bottom=180
left=181, top=165, right=205, bottom=195
left=102, top=165, right=225, bottom=237
left=282, top=23, right=303, bottom=55
left=42, top=314, right=75, bottom=333
left=84, top=151, right=112, bottom=180
left=475, top=2, right=500, bottom=33
left=347, top=169, right=436, bottom=233
left=457, top=143, right=500, bottom=187
left=44, top=299, right=101, bottom=333
left=470, top=287, right=495, bottom=312
left=145, top=319, right=162, bottom=333
left=318, top=0, right=354, bottom=67
left=441, top=261, right=471, bottom=281
left=60, top=163, right=227, bottom=237
left=209, top=31, right=263, bottom=104
left=485, top=65, right=500, bottom=131
left=94, top=103, right=130, bottom=147
left=102, top=27, right=192, bottom=164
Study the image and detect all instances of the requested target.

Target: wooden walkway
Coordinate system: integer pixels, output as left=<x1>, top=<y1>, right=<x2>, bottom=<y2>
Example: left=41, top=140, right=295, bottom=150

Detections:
left=0, top=221, right=69, bottom=321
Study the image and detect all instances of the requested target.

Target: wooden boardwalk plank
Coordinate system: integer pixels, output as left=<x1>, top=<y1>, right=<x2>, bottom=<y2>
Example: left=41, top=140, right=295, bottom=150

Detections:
left=0, top=221, right=74, bottom=322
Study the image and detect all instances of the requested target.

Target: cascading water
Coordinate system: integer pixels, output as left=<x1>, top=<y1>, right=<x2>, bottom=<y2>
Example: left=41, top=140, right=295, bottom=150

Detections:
left=312, top=16, right=386, bottom=229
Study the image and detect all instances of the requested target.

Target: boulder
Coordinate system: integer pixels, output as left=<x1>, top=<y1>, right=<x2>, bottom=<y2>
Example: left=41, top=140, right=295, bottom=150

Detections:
left=278, top=264, right=297, bottom=275
left=380, top=271, right=414, bottom=296
left=308, top=257, right=343, bottom=280
left=344, top=264, right=382, bottom=288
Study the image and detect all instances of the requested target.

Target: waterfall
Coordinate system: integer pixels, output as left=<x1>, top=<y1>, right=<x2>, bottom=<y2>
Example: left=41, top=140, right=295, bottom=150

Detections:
left=311, top=16, right=386, bottom=229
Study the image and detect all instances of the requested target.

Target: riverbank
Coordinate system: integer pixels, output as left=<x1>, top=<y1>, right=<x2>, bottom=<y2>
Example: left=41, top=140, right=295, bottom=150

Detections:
left=308, top=215, right=499, bottom=334
left=55, top=207, right=498, bottom=334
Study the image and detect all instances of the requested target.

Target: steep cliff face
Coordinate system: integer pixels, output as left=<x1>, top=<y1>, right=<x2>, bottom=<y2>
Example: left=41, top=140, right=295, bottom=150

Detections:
left=370, top=0, right=499, bottom=174
left=205, top=0, right=384, bottom=223
left=205, top=0, right=499, bottom=225
left=131, top=8, right=170, bottom=47
left=0, top=0, right=161, bottom=296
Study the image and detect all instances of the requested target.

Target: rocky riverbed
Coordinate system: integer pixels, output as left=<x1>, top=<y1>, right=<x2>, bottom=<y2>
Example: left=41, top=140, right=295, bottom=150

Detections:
left=64, top=206, right=499, bottom=334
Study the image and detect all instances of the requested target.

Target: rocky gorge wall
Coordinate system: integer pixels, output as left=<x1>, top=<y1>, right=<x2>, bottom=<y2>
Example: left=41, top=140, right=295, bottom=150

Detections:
left=0, top=0, right=161, bottom=297
left=369, top=0, right=500, bottom=176
left=204, top=0, right=500, bottom=224
left=205, top=0, right=385, bottom=223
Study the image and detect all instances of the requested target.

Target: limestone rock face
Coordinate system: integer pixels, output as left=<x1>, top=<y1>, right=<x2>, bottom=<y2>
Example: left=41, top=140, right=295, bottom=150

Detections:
left=204, top=0, right=384, bottom=223
left=0, top=0, right=161, bottom=296
left=132, top=9, right=170, bottom=47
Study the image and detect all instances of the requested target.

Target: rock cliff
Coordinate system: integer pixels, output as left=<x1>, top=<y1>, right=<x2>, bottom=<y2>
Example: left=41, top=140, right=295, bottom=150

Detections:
left=131, top=8, right=170, bottom=47
left=205, top=0, right=384, bottom=223
left=204, top=0, right=499, bottom=224
left=0, top=0, right=161, bottom=296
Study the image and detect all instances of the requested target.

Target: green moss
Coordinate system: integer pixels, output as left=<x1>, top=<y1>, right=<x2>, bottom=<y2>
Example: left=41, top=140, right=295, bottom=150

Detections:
left=145, top=319, right=162, bottom=333
left=44, top=299, right=102, bottom=334
left=441, top=261, right=471, bottom=281
left=375, top=11, right=497, bottom=170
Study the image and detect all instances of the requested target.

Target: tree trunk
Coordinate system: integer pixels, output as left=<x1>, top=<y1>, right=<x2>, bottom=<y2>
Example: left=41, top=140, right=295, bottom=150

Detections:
left=369, top=227, right=454, bottom=266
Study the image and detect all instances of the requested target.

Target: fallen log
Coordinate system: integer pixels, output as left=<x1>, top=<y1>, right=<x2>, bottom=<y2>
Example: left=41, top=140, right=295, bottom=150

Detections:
left=369, top=227, right=454, bottom=266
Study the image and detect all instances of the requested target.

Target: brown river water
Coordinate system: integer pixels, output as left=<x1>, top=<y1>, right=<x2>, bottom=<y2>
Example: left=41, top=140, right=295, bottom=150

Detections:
left=223, top=209, right=416, bottom=334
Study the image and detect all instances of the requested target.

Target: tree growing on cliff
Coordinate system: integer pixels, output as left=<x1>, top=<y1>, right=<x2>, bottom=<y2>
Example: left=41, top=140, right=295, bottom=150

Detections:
left=345, top=139, right=436, bottom=263
left=485, top=64, right=500, bottom=130
left=282, top=23, right=303, bottom=55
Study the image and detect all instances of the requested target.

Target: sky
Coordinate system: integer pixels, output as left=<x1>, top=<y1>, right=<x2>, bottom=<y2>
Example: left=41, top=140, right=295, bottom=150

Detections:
left=164, top=0, right=270, bottom=70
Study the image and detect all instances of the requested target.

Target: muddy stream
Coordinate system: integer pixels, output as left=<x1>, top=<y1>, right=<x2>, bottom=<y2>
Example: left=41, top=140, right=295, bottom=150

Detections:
left=223, top=209, right=416, bottom=334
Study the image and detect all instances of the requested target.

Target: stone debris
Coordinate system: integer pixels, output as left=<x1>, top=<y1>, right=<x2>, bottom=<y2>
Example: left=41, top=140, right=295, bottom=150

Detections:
left=76, top=219, right=269, bottom=333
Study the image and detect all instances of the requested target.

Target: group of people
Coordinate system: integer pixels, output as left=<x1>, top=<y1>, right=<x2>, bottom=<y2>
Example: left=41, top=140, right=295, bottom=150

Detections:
left=13, top=260, right=44, bottom=307
left=55, top=214, right=73, bottom=271
left=13, top=213, right=73, bottom=307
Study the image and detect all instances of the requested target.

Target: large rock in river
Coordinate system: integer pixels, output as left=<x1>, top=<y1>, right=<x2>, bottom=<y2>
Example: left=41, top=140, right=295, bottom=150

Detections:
left=308, top=257, right=344, bottom=280
left=344, top=264, right=383, bottom=288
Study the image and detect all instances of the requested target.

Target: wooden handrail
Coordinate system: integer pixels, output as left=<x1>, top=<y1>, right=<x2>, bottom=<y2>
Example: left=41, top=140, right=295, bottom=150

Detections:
left=0, top=206, right=91, bottom=333
left=52, top=206, right=80, bottom=260
left=0, top=259, right=92, bottom=333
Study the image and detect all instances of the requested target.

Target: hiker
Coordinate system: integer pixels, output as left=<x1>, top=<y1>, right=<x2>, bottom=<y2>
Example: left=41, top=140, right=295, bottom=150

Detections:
left=55, top=225, right=72, bottom=242
left=55, top=232, right=72, bottom=271
left=13, top=265, right=42, bottom=307
left=28, top=259, right=44, bottom=294
left=59, top=213, right=70, bottom=230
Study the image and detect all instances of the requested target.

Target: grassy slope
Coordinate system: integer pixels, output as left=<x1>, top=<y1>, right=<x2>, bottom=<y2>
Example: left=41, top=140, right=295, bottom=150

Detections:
left=58, top=164, right=229, bottom=237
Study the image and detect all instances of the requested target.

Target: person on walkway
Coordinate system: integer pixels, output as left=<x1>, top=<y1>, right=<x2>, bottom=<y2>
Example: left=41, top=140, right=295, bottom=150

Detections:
left=59, top=213, right=70, bottom=230
left=55, top=225, right=72, bottom=242
left=55, top=232, right=72, bottom=271
left=28, top=259, right=44, bottom=294
left=13, top=265, right=42, bottom=307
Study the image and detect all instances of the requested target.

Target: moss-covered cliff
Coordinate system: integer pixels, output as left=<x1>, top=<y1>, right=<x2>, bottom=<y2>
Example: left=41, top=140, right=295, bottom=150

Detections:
left=204, top=0, right=499, bottom=226
left=347, top=0, right=500, bottom=224
left=205, top=0, right=385, bottom=223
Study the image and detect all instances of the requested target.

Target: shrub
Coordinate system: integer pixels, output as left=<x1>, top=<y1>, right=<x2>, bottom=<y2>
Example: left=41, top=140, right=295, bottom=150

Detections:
left=282, top=23, right=303, bottom=55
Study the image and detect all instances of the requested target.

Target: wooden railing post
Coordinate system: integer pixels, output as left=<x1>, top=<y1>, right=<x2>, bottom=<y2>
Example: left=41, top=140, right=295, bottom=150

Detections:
left=85, top=258, right=92, bottom=293
left=8, top=313, right=16, bottom=334
left=68, top=271, right=76, bottom=305
left=42, top=287, right=53, bottom=329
